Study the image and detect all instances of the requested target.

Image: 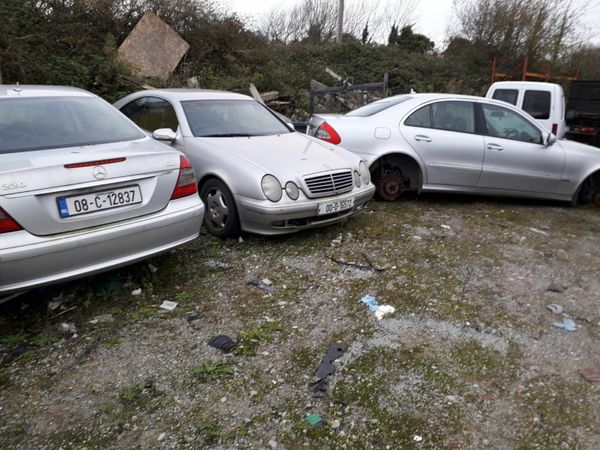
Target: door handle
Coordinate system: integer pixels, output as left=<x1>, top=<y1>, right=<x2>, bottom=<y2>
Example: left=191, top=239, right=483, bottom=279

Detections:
left=414, top=135, right=432, bottom=142
left=486, top=143, right=504, bottom=151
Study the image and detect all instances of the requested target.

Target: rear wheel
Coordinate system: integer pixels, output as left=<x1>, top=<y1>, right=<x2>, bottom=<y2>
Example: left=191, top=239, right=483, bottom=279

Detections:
left=376, top=175, right=404, bottom=201
left=199, top=179, right=240, bottom=238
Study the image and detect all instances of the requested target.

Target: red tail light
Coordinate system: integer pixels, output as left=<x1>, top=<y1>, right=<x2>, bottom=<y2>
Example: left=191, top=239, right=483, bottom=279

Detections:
left=579, top=127, right=596, bottom=134
left=551, top=123, right=558, bottom=135
left=170, top=155, right=198, bottom=200
left=315, top=121, right=342, bottom=145
left=0, top=208, right=22, bottom=234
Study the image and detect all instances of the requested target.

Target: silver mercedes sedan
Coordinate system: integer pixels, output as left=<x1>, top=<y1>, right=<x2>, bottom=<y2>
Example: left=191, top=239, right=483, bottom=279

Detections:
left=0, top=85, right=205, bottom=296
left=307, top=93, right=600, bottom=205
left=114, top=90, right=375, bottom=237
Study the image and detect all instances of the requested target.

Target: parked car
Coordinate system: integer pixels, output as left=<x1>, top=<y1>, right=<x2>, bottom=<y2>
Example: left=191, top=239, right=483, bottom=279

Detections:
left=307, top=93, right=600, bottom=206
left=0, top=85, right=204, bottom=296
left=114, top=89, right=375, bottom=237
left=486, top=81, right=566, bottom=138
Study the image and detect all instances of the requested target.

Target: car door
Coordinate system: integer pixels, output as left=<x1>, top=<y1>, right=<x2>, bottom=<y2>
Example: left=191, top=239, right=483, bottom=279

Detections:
left=401, top=100, right=485, bottom=187
left=477, top=101, right=565, bottom=193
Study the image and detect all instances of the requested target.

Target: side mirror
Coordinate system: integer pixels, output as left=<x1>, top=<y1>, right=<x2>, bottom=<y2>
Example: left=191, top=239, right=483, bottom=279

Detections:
left=287, top=122, right=296, bottom=131
left=544, top=132, right=557, bottom=147
left=152, top=128, right=177, bottom=143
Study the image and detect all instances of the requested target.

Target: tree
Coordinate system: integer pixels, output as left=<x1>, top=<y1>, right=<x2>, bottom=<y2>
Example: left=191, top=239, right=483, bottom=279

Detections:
left=388, top=24, right=399, bottom=46
left=388, top=25, right=434, bottom=53
left=361, top=22, right=369, bottom=45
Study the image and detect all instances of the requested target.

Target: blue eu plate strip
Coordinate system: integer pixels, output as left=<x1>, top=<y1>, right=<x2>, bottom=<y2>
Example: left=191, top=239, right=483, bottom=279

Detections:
left=58, top=198, right=70, bottom=218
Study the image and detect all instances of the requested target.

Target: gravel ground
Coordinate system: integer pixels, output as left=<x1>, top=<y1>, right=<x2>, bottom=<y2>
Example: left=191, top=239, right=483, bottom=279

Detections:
left=2, top=194, right=600, bottom=449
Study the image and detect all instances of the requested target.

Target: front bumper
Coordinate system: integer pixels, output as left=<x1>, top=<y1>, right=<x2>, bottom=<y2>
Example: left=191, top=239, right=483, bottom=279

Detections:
left=0, top=196, right=204, bottom=294
left=238, top=185, right=375, bottom=235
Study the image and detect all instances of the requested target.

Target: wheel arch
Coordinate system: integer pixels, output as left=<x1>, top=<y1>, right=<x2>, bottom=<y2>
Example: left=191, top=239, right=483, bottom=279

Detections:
left=574, top=167, right=600, bottom=205
left=368, top=151, right=425, bottom=191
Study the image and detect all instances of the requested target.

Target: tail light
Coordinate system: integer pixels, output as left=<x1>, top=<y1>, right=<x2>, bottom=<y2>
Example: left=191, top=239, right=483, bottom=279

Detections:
left=0, top=208, right=22, bottom=234
left=314, top=121, right=342, bottom=145
left=551, top=123, right=558, bottom=135
left=579, top=127, right=596, bottom=134
left=170, top=155, right=198, bottom=200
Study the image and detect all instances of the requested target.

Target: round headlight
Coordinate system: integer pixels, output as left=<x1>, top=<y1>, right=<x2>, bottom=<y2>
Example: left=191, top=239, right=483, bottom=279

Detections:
left=359, top=161, right=370, bottom=185
left=285, top=181, right=299, bottom=200
left=261, top=174, right=283, bottom=202
left=354, top=171, right=361, bottom=188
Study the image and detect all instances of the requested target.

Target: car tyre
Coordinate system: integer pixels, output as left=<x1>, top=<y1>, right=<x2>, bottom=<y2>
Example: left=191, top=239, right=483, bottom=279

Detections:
left=199, top=179, right=241, bottom=238
left=376, top=175, right=403, bottom=201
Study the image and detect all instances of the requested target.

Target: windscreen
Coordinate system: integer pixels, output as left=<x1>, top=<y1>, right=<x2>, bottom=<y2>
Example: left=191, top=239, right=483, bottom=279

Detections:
left=0, top=96, right=145, bottom=154
left=181, top=99, right=292, bottom=137
left=346, top=96, right=412, bottom=117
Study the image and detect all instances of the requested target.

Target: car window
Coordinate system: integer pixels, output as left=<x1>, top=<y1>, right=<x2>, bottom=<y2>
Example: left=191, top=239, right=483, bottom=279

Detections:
left=482, top=103, right=543, bottom=144
left=522, top=90, right=551, bottom=120
left=181, top=99, right=291, bottom=137
left=0, top=96, right=144, bottom=154
left=431, top=101, right=475, bottom=133
left=404, top=105, right=431, bottom=128
left=492, top=89, right=519, bottom=105
left=346, top=96, right=412, bottom=117
left=120, top=97, right=179, bottom=132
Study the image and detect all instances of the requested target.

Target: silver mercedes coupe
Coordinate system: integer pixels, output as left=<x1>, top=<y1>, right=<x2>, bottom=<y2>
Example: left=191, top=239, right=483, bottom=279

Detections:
left=0, top=85, right=204, bottom=295
left=307, top=93, right=600, bottom=205
left=114, top=90, right=375, bottom=237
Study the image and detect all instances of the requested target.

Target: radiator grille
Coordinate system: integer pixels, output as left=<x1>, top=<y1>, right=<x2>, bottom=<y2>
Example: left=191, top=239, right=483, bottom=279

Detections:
left=304, top=170, right=353, bottom=197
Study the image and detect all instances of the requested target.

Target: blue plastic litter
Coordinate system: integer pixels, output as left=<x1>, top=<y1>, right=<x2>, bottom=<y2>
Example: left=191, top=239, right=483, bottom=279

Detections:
left=361, top=295, right=378, bottom=312
left=553, top=317, right=577, bottom=332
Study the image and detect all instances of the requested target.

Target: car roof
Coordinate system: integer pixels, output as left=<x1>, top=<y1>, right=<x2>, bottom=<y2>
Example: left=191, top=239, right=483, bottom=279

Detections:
left=133, top=89, right=253, bottom=101
left=0, top=85, right=95, bottom=98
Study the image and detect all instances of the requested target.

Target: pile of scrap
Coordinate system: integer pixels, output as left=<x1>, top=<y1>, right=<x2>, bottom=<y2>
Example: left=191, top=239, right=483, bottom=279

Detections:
left=309, top=69, right=389, bottom=114
left=118, top=11, right=190, bottom=81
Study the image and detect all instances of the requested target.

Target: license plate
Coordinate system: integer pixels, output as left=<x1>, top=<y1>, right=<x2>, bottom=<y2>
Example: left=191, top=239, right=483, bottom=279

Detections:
left=57, top=186, right=142, bottom=218
left=317, top=197, right=354, bottom=215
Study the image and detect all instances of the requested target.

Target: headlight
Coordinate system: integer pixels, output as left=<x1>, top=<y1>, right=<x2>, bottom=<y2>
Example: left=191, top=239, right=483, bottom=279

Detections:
left=359, top=161, right=370, bottom=185
left=261, top=174, right=283, bottom=202
left=285, top=181, right=299, bottom=200
left=354, top=171, right=361, bottom=188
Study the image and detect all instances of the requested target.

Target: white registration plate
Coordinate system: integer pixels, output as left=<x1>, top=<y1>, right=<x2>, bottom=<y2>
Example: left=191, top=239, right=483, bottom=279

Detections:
left=317, top=197, right=354, bottom=215
left=58, top=186, right=142, bottom=218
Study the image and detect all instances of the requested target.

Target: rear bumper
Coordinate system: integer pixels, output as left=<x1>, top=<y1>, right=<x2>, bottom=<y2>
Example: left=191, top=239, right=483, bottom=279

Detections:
left=0, top=196, right=204, bottom=294
left=238, top=185, right=375, bottom=235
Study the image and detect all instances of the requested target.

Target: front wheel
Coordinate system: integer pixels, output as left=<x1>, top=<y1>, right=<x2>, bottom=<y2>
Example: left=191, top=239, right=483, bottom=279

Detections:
left=579, top=175, right=600, bottom=207
left=199, top=179, right=241, bottom=238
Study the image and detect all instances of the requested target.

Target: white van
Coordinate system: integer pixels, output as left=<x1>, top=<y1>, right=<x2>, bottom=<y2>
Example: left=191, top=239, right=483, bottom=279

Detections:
left=486, top=81, right=566, bottom=138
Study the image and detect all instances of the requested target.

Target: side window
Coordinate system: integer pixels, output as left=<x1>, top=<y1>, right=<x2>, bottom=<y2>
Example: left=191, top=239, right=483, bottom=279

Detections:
left=431, top=101, right=475, bottom=133
left=482, top=103, right=543, bottom=144
left=492, top=89, right=519, bottom=106
left=522, top=90, right=551, bottom=120
left=404, top=105, right=431, bottom=128
left=120, top=97, right=179, bottom=132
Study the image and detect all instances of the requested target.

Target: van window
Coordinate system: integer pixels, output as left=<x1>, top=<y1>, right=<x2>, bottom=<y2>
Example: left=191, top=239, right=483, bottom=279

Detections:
left=523, top=90, right=551, bottom=120
left=492, top=89, right=518, bottom=105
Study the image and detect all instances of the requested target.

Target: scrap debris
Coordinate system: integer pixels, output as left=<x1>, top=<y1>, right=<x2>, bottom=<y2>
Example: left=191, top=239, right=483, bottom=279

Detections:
left=248, top=280, right=276, bottom=293
left=208, top=335, right=237, bottom=353
left=305, top=413, right=325, bottom=428
left=361, top=295, right=396, bottom=320
left=311, top=343, right=346, bottom=397
left=329, top=252, right=386, bottom=272
left=579, top=367, right=600, bottom=383
left=159, top=300, right=178, bottom=311
left=553, top=317, right=577, bottom=332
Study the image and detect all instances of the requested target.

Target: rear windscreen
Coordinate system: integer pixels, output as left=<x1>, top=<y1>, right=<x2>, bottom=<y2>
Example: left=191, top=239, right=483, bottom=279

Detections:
left=0, top=96, right=144, bottom=154
left=346, top=96, right=412, bottom=117
left=523, top=90, right=551, bottom=120
left=492, top=89, right=519, bottom=105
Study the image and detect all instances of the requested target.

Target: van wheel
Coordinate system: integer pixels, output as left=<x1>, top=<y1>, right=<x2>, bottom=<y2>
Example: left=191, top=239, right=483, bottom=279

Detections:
left=199, top=179, right=241, bottom=238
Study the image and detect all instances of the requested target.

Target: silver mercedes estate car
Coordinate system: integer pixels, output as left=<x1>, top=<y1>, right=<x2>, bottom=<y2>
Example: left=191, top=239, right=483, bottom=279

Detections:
left=114, top=90, right=375, bottom=237
left=308, top=93, right=600, bottom=205
left=0, top=85, right=204, bottom=295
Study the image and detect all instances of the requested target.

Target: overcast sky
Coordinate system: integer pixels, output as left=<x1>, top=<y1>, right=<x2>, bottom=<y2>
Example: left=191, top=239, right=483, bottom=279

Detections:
left=225, top=0, right=600, bottom=49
